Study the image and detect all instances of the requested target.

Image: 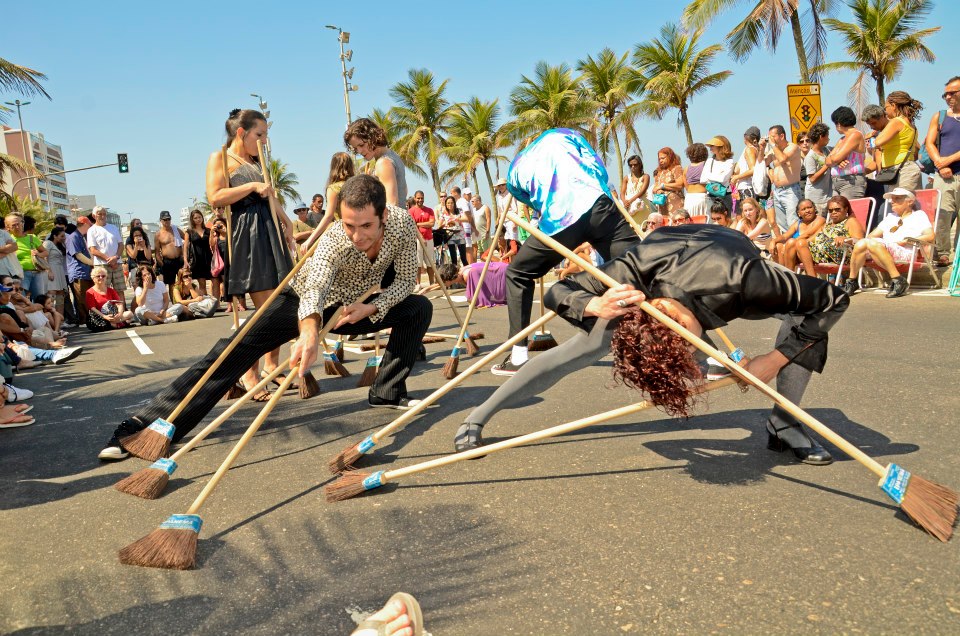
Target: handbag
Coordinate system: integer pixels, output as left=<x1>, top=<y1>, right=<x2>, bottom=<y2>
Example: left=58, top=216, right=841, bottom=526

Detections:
left=918, top=109, right=946, bottom=174
left=210, top=244, right=224, bottom=277
left=652, top=193, right=668, bottom=206
left=870, top=124, right=916, bottom=184
left=704, top=159, right=730, bottom=198
left=29, top=237, right=48, bottom=272
left=752, top=158, right=771, bottom=197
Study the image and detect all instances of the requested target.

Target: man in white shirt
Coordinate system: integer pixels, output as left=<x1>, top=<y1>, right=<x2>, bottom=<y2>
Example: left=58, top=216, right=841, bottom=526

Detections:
left=452, top=186, right=475, bottom=262
left=0, top=226, right=23, bottom=279
left=844, top=187, right=934, bottom=298
left=86, top=206, right=127, bottom=302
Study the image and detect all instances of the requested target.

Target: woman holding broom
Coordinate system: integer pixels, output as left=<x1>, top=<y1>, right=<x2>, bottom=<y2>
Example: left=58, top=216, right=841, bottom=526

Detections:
left=207, top=108, right=297, bottom=396
left=454, top=223, right=848, bottom=466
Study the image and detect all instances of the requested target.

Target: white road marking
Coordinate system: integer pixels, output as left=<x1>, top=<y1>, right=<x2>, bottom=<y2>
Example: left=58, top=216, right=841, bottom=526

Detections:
left=126, top=330, right=153, bottom=355
left=231, top=317, right=248, bottom=331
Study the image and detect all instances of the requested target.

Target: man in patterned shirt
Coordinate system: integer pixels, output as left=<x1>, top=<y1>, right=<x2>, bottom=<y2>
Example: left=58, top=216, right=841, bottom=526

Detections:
left=97, top=175, right=431, bottom=461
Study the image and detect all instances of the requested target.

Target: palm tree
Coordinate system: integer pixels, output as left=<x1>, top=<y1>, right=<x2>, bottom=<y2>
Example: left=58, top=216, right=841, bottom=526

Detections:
left=682, top=0, right=837, bottom=84
left=577, top=48, right=644, bottom=185
left=388, top=68, right=456, bottom=198
left=441, top=97, right=512, bottom=209
left=368, top=107, right=426, bottom=180
left=0, top=153, right=37, bottom=202
left=633, top=24, right=733, bottom=146
left=817, top=0, right=939, bottom=104
left=0, top=57, right=51, bottom=123
left=267, top=158, right=301, bottom=208
left=507, top=61, right=598, bottom=147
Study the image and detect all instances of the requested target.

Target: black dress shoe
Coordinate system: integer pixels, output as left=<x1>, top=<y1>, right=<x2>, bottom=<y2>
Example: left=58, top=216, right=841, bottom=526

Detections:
left=454, top=423, right=484, bottom=452
left=767, top=432, right=834, bottom=465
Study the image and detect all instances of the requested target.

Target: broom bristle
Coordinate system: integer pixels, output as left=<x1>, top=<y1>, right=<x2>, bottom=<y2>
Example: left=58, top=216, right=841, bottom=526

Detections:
left=114, top=467, right=170, bottom=500
left=323, top=353, right=350, bottom=377
left=528, top=332, right=559, bottom=352
left=358, top=343, right=376, bottom=351
left=324, top=470, right=377, bottom=502
left=118, top=514, right=202, bottom=570
left=334, top=341, right=345, bottom=363
left=329, top=442, right=364, bottom=474
left=900, top=475, right=959, bottom=542
left=470, top=331, right=484, bottom=340
left=223, top=383, right=246, bottom=400
left=299, top=371, right=321, bottom=399
left=441, top=354, right=459, bottom=380
left=465, top=337, right=480, bottom=357
left=356, top=358, right=380, bottom=388
left=120, top=420, right=175, bottom=461
left=421, top=335, right=446, bottom=344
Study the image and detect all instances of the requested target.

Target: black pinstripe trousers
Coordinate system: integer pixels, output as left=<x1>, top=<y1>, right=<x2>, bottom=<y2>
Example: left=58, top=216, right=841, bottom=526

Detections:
left=118, top=290, right=432, bottom=444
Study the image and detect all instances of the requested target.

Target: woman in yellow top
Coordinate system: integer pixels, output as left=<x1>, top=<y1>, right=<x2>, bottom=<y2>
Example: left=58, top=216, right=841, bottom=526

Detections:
left=872, top=91, right=923, bottom=191
left=301, top=152, right=356, bottom=253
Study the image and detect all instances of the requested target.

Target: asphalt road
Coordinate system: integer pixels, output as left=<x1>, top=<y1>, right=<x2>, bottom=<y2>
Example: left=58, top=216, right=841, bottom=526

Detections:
left=2, top=287, right=959, bottom=635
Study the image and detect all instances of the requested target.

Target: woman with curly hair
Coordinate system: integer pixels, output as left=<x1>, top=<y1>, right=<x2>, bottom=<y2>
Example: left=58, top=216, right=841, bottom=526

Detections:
left=454, top=224, right=849, bottom=467
left=872, top=90, right=924, bottom=191
left=344, top=118, right=406, bottom=206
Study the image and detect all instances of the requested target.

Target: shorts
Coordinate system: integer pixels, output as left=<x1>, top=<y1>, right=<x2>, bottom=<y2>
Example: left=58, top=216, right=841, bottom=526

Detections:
left=158, top=256, right=184, bottom=286
left=103, top=264, right=126, bottom=292
left=883, top=241, right=915, bottom=262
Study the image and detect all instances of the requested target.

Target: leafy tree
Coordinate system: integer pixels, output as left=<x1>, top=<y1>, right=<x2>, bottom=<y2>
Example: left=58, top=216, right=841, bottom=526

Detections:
left=0, top=56, right=50, bottom=123
left=507, top=61, right=598, bottom=147
left=633, top=24, right=732, bottom=146
left=441, top=97, right=511, bottom=209
left=267, top=158, right=301, bottom=208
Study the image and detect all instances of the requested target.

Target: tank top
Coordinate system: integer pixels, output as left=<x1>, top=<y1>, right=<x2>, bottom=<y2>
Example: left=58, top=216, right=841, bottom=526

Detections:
left=686, top=162, right=704, bottom=186
left=379, top=148, right=407, bottom=205
left=625, top=175, right=645, bottom=212
left=940, top=114, right=960, bottom=172
left=734, top=147, right=753, bottom=191
left=881, top=116, right=917, bottom=168
left=830, top=133, right=865, bottom=177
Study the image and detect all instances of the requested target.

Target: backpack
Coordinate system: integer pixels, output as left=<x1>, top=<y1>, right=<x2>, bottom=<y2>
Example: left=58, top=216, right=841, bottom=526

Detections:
left=918, top=110, right=947, bottom=174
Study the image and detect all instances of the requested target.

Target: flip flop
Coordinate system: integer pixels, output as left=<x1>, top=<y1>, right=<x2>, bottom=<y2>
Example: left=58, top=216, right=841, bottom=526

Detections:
left=261, top=371, right=298, bottom=391
left=0, top=409, right=35, bottom=428
left=352, top=593, right=424, bottom=636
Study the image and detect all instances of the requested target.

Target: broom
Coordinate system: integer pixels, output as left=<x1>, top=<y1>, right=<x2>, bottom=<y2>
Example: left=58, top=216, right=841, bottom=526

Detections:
left=221, top=147, right=240, bottom=333
left=435, top=200, right=511, bottom=378
left=421, top=335, right=447, bottom=344
left=356, top=331, right=381, bottom=388
left=322, top=341, right=350, bottom=377
left=527, top=278, right=559, bottom=351
left=508, top=211, right=958, bottom=542
left=256, top=139, right=295, bottom=268
left=326, top=376, right=740, bottom=502
left=119, top=236, right=324, bottom=461
left=328, top=311, right=556, bottom=474
left=118, top=305, right=348, bottom=569
left=335, top=335, right=346, bottom=362
left=115, top=363, right=288, bottom=499
left=119, top=368, right=299, bottom=570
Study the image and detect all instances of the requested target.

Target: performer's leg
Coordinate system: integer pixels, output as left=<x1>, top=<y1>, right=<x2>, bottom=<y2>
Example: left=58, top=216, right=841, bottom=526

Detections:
left=581, top=195, right=641, bottom=261
left=105, top=291, right=301, bottom=447
left=330, top=295, right=432, bottom=404
left=456, top=318, right=615, bottom=449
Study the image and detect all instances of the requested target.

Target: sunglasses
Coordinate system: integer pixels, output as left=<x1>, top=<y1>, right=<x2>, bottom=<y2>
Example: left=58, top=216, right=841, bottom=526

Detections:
left=93, top=275, right=106, bottom=279
left=890, top=218, right=904, bottom=233
left=827, top=207, right=844, bottom=212
left=942, top=90, right=959, bottom=99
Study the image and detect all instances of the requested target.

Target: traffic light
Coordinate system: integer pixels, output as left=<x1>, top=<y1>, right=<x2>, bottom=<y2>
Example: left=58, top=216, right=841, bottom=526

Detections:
left=118, top=153, right=129, bottom=174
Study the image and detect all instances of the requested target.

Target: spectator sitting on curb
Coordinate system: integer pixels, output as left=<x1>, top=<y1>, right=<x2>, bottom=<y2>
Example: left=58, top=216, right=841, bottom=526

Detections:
left=171, top=268, right=218, bottom=319
left=133, top=265, right=183, bottom=325
left=0, top=283, right=81, bottom=364
left=84, top=266, right=135, bottom=331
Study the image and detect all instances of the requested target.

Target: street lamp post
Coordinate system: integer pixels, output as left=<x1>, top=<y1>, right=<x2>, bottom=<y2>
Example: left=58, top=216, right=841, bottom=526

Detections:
left=249, top=93, right=272, bottom=152
left=3, top=99, right=34, bottom=199
left=325, top=25, right=358, bottom=128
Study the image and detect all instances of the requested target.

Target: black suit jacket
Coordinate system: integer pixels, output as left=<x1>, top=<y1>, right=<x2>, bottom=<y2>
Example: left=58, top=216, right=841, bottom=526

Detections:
left=546, top=225, right=849, bottom=372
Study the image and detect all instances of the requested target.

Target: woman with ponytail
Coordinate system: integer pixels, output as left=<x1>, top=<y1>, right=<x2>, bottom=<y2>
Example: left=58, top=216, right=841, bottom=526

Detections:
left=873, top=91, right=924, bottom=191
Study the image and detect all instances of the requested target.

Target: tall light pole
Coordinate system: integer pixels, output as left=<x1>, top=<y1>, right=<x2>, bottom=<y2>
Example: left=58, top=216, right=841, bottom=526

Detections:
left=325, top=25, right=358, bottom=128
left=3, top=99, right=34, bottom=199
left=249, top=93, right=272, bottom=152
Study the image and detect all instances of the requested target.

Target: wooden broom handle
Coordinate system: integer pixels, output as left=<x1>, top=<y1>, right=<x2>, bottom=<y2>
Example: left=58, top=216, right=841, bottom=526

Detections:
left=414, top=233, right=467, bottom=329
left=188, top=307, right=345, bottom=514
left=170, top=362, right=288, bottom=461
left=450, top=195, right=513, bottom=348
left=371, top=311, right=555, bottom=444
left=386, top=376, right=740, bottom=479
left=166, top=238, right=322, bottom=422
left=220, top=148, right=241, bottom=330
left=506, top=211, right=886, bottom=477
left=255, top=139, right=293, bottom=267
left=611, top=194, right=736, bottom=353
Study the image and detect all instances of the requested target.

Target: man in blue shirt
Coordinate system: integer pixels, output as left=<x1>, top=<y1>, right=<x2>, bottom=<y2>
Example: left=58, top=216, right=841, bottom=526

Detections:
left=66, top=216, right=95, bottom=324
left=493, top=129, right=639, bottom=376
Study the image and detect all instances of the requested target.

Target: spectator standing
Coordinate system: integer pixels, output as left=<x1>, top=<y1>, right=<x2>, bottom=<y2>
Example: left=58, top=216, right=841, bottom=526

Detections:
left=0, top=219, right=23, bottom=281
left=42, top=227, right=69, bottom=320
left=345, top=117, right=407, bottom=207
left=731, top=126, right=762, bottom=200
left=302, top=152, right=356, bottom=251
left=761, top=125, right=802, bottom=231
left=184, top=209, right=213, bottom=295
left=307, top=193, right=324, bottom=227
left=650, top=147, right=684, bottom=215
left=209, top=216, right=228, bottom=305
left=439, top=196, right=467, bottom=266
left=796, top=131, right=811, bottom=191
left=702, top=135, right=735, bottom=213
left=123, top=218, right=146, bottom=287
left=7, top=215, right=48, bottom=299
left=682, top=143, right=709, bottom=218
left=925, top=76, right=960, bottom=265
left=621, top=155, right=650, bottom=224
left=66, top=217, right=95, bottom=323
left=827, top=106, right=869, bottom=203
left=471, top=193, right=492, bottom=259
left=804, top=123, right=833, bottom=215
left=291, top=205, right=313, bottom=253
left=453, top=187, right=475, bottom=263
left=154, top=210, right=185, bottom=296
left=86, top=206, right=126, bottom=303
left=134, top=265, right=183, bottom=325
left=872, top=91, right=924, bottom=192
left=407, top=190, right=435, bottom=286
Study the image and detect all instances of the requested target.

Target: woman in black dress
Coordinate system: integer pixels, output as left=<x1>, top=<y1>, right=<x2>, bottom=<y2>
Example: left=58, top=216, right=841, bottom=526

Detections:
left=205, top=109, right=296, bottom=394
left=184, top=209, right=213, bottom=295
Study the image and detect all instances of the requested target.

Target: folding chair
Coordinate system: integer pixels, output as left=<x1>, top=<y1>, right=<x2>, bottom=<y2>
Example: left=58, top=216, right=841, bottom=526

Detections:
left=690, top=215, right=708, bottom=224
left=811, top=197, right=875, bottom=284
left=860, top=188, right=941, bottom=289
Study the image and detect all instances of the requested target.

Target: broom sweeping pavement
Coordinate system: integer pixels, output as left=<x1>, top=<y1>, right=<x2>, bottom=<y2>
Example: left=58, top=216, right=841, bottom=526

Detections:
left=1, top=294, right=959, bottom=633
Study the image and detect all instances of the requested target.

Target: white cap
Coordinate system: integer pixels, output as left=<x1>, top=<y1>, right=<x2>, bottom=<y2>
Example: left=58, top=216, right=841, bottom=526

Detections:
left=882, top=187, right=916, bottom=200
left=462, top=187, right=472, bottom=195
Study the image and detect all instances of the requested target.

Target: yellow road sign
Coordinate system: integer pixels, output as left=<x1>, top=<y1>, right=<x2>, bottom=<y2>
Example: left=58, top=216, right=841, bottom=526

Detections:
left=787, top=83, right=822, bottom=141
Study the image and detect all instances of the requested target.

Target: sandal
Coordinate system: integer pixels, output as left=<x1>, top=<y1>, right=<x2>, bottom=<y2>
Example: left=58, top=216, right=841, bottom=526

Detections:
left=352, top=592, right=424, bottom=636
left=0, top=404, right=35, bottom=428
left=237, top=380, right=272, bottom=402
left=261, top=370, right=298, bottom=391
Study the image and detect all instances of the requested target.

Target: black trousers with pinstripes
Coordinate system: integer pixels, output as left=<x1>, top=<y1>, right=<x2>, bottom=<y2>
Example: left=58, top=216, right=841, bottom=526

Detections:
left=116, top=290, right=432, bottom=444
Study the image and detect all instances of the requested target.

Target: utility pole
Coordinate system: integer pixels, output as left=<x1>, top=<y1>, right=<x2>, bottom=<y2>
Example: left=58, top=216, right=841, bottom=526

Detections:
left=325, top=25, right=359, bottom=128
left=3, top=99, right=34, bottom=199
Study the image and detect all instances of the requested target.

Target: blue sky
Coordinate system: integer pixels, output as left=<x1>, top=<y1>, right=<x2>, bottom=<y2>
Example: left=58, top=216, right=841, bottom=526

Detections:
left=4, top=0, right=955, bottom=222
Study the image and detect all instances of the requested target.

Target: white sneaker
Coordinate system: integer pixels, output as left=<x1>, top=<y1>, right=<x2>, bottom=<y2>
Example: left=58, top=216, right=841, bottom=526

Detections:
left=4, top=384, right=33, bottom=401
left=62, top=322, right=77, bottom=329
left=163, top=315, right=179, bottom=324
left=98, top=445, right=129, bottom=460
left=52, top=346, right=83, bottom=365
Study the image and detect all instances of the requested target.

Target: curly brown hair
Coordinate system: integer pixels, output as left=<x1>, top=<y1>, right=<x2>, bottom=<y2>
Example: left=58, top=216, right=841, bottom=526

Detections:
left=343, top=118, right=388, bottom=151
left=611, top=311, right=703, bottom=418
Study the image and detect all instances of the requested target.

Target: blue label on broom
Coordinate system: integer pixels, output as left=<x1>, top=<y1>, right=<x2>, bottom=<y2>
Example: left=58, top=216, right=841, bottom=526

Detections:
left=150, top=458, right=178, bottom=476
left=149, top=419, right=175, bottom=440
left=730, top=348, right=745, bottom=363
left=450, top=347, right=460, bottom=357
left=323, top=352, right=335, bottom=361
left=365, top=356, right=381, bottom=368
left=362, top=471, right=384, bottom=490
left=532, top=332, right=552, bottom=341
left=880, top=463, right=911, bottom=504
left=334, top=341, right=343, bottom=351
left=358, top=435, right=376, bottom=454
left=159, top=514, right=203, bottom=533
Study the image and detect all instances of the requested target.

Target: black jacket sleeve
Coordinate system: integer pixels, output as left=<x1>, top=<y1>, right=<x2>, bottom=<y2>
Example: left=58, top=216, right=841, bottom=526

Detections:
left=544, top=255, right=648, bottom=330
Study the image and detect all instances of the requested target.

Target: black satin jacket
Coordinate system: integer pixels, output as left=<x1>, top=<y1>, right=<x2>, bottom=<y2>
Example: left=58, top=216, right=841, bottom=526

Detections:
left=545, top=225, right=849, bottom=372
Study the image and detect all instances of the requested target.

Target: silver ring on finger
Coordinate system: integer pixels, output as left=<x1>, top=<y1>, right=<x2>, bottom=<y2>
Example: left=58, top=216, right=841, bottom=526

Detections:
left=616, top=299, right=628, bottom=308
